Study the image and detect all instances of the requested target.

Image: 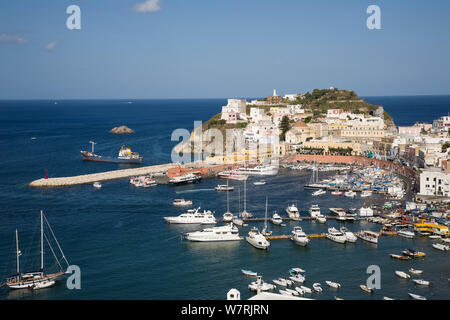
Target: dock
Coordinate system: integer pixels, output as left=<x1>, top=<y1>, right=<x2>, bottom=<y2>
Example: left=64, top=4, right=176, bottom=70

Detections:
left=29, top=163, right=178, bottom=187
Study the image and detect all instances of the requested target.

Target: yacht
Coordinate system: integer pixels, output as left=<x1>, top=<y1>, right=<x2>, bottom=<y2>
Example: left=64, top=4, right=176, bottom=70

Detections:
left=340, top=227, right=357, bottom=242
left=329, top=208, right=347, bottom=218
left=234, top=165, right=278, bottom=176
left=398, top=229, right=415, bottom=238
left=184, top=223, right=242, bottom=242
left=312, top=189, right=326, bottom=196
left=291, top=226, right=309, bottom=246
left=217, top=171, right=248, bottom=181
left=344, top=190, right=356, bottom=198
left=164, top=207, right=216, bottom=224
left=326, top=227, right=347, bottom=244
left=286, top=204, right=300, bottom=220
left=271, top=212, right=283, bottom=225
left=361, top=190, right=372, bottom=198
left=315, top=215, right=327, bottom=224
left=169, top=173, right=201, bottom=185
left=357, top=230, right=379, bottom=244
left=246, top=227, right=270, bottom=250
left=172, top=199, right=193, bottom=206
left=309, top=205, right=321, bottom=218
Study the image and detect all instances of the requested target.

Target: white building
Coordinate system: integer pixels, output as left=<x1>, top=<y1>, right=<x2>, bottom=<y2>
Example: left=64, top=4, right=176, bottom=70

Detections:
left=419, top=168, right=450, bottom=197
left=221, top=99, right=247, bottom=123
left=250, top=108, right=265, bottom=122
left=284, top=94, right=297, bottom=101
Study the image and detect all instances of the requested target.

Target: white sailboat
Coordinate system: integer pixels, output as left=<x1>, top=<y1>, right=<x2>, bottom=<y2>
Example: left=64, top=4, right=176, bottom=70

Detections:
left=239, top=179, right=252, bottom=219
left=222, top=179, right=234, bottom=222
left=5, top=211, right=69, bottom=290
left=261, top=197, right=272, bottom=236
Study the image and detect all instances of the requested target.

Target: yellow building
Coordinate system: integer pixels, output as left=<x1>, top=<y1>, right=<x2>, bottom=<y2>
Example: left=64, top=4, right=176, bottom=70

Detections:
left=339, top=125, right=385, bottom=139
left=302, top=136, right=362, bottom=155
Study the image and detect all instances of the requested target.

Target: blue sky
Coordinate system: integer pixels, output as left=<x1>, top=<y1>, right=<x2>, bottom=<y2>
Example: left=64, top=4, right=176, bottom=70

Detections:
left=1, top=0, right=450, bottom=99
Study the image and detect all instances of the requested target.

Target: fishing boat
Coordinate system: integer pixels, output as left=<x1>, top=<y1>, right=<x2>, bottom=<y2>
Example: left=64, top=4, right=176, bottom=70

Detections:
left=245, top=227, right=270, bottom=250
left=81, top=142, right=143, bottom=164
left=253, top=180, right=266, bottom=186
left=331, top=191, right=343, bottom=196
left=357, top=230, right=379, bottom=244
left=169, top=173, right=201, bottom=185
left=408, top=293, right=426, bottom=300
left=432, top=243, right=449, bottom=251
left=4, top=211, right=69, bottom=290
left=395, top=271, right=410, bottom=279
left=291, top=226, right=309, bottom=246
left=409, top=268, right=423, bottom=275
left=164, top=207, right=216, bottom=224
left=184, top=223, right=242, bottom=242
left=93, top=182, right=102, bottom=188
left=360, top=284, right=373, bottom=293
left=312, top=189, right=326, bottom=196
left=312, top=283, right=323, bottom=292
left=390, top=254, right=411, bottom=261
left=172, top=199, right=193, bottom=206
left=326, top=228, right=347, bottom=244
left=340, top=227, right=357, bottom=242
left=412, top=279, right=430, bottom=286
left=241, top=269, right=257, bottom=277
left=286, top=203, right=300, bottom=220
left=344, top=190, right=356, bottom=198
left=398, top=229, right=415, bottom=238
left=360, top=190, right=372, bottom=198
left=325, top=281, right=341, bottom=289
left=271, top=212, right=283, bottom=225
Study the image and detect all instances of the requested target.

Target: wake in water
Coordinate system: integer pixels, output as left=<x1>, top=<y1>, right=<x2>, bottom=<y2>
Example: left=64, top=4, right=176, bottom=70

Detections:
left=175, top=189, right=215, bottom=194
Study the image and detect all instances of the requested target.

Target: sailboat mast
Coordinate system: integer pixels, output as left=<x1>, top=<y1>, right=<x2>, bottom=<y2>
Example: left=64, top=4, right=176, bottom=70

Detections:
left=226, top=179, right=229, bottom=212
left=15, top=229, right=20, bottom=276
left=265, top=197, right=268, bottom=228
left=40, top=210, right=44, bottom=272
left=244, top=180, right=247, bottom=211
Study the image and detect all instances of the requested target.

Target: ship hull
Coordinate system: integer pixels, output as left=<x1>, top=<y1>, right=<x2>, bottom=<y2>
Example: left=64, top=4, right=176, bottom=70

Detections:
left=81, top=151, right=142, bottom=164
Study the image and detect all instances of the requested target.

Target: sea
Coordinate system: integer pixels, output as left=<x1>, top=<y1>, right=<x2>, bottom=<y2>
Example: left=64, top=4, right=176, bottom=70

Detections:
left=0, top=95, right=449, bottom=300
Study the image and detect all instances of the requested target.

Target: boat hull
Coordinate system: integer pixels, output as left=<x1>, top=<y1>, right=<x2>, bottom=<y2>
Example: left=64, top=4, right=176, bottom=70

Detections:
left=81, top=151, right=142, bottom=164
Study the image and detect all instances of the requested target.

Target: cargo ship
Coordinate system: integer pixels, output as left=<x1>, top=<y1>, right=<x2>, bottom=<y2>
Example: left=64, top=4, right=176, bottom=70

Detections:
left=80, top=141, right=143, bottom=164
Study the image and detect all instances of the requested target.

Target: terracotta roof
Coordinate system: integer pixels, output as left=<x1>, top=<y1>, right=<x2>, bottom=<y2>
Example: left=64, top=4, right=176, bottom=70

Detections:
left=293, top=121, right=308, bottom=128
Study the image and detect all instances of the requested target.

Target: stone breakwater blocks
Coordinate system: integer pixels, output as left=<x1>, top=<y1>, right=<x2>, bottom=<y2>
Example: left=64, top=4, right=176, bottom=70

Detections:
left=29, top=163, right=177, bottom=187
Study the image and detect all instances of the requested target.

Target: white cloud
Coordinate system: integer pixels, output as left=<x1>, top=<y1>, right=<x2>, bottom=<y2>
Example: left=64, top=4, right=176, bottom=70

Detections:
left=134, top=0, right=161, bottom=13
left=44, top=41, right=58, bottom=51
left=0, top=33, right=27, bottom=44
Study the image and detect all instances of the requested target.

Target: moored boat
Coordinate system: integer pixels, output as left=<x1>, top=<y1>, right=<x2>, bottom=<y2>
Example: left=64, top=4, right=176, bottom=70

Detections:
left=172, top=199, right=193, bottom=206
left=245, top=227, right=270, bottom=250
left=325, top=281, right=341, bottom=289
left=184, top=223, right=242, bottom=242
left=395, top=270, right=410, bottom=279
left=291, top=226, right=310, bottom=246
left=412, top=279, right=430, bottom=286
left=326, top=228, right=347, bottom=244
left=241, top=269, right=257, bottom=277
left=360, top=284, right=373, bottom=293
left=357, top=230, right=379, bottom=244
left=408, top=293, right=426, bottom=300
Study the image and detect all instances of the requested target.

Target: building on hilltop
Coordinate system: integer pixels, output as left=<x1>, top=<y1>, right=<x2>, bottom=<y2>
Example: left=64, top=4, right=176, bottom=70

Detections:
left=221, top=99, right=247, bottom=123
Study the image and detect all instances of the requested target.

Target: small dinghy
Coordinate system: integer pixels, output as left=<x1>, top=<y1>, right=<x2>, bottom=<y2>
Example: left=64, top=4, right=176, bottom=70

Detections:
left=383, top=296, right=395, bottom=300
left=273, top=278, right=292, bottom=287
left=360, top=284, right=373, bottom=293
left=253, top=180, right=266, bottom=186
left=334, top=296, right=344, bottom=300
left=248, top=281, right=276, bottom=292
left=433, top=243, right=450, bottom=251
left=285, top=288, right=299, bottom=296
left=93, top=182, right=102, bottom=188
left=325, top=281, right=341, bottom=289
left=408, top=293, right=426, bottom=300
left=241, top=269, right=257, bottom=277
left=390, top=253, right=411, bottom=261
left=402, top=249, right=426, bottom=258
left=300, top=285, right=312, bottom=294
left=312, top=283, right=323, bottom=293
left=289, top=275, right=305, bottom=284
left=412, top=279, right=430, bottom=286
left=409, top=268, right=423, bottom=275
left=290, top=267, right=306, bottom=274
left=279, top=289, right=292, bottom=296
left=294, top=287, right=305, bottom=295
left=395, top=271, right=410, bottom=279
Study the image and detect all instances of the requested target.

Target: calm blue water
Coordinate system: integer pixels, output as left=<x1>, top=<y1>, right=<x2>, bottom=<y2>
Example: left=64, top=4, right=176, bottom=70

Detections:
left=0, top=96, right=449, bottom=300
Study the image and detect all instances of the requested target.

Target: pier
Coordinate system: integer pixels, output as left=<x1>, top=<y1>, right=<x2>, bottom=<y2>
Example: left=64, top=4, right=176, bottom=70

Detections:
left=29, top=163, right=178, bottom=187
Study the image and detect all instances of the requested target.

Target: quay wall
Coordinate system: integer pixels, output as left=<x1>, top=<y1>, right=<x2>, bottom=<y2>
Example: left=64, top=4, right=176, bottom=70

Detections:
left=286, top=154, right=416, bottom=178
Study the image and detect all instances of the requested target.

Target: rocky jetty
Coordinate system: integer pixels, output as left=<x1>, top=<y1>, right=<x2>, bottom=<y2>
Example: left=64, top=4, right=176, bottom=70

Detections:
left=110, top=125, right=135, bottom=134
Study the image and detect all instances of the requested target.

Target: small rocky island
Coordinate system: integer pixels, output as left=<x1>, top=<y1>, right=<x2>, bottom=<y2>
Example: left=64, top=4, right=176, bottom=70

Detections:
left=109, top=125, right=135, bottom=134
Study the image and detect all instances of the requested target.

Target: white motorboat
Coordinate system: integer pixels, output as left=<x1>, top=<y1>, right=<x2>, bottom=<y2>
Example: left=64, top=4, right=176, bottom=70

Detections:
left=360, top=284, right=373, bottom=294
left=234, top=165, right=278, bottom=176
left=289, top=274, right=305, bottom=284
left=290, top=267, right=306, bottom=274
left=273, top=278, right=289, bottom=287
left=215, top=184, right=234, bottom=191
left=312, top=189, right=326, bottom=196
left=329, top=208, right=347, bottom=218
left=299, top=285, right=312, bottom=294
left=315, top=215, right=327, bottom=224
left=233, top=217, right=244, bottom=226
left=164, top=207, right=216, bottom=224
left=248, top=280, right=276, bottom=292
left=326, top=228, right=347, bottom=244
left=309, top=204, right=321, bottom=218
left=312, top=283, right=322, bottom=293
left=442, top=238, right=450, bottom=243
left=284, top=288, right=299, bottom=296
left=340, top=227, right=357, bottom=242
left=325, top=281, right=341, bottom=289
left=291, top=226, right=309, bottom=246
left=217, top=170, right=248, bottom=181
left=184, top=223, right=242, bottom=242
left=383, top=297, right=395, bottom=300
left=169, top=173, right=201, bottom=185
left=412, top=279, right=430, bottom=286
left=409, top=268, right=423, bottom=275
left=357, top=230, right=379, bottom=244
left=398, top=230, right=415, bottom=238
left=432, top=243, right=449, bottom=251
left=294, top=287, right=305, bottom=295
left=278, top=289, right=292, bottom=296
left=93, top=182, right=102, bottom=188
left=241, top=269, right=257, bottom=277
left=408, top=293, right=426, bottom=300
left=246, top=227, right=270, bottom=250
left=344, top=190, right=356, bottom=198
left=331, top=190, right=343, bottom=196
left=428, top=235, right=441, bottom=239
left=286, top=204, right=300, bottom=220
left=360, top=190, right=372, bottom=198
left=395, top=271, right=410, bottom=279
left=253, top=180, right=266, bottom=186
left=5, top=211, right=69, bottom=291
left=172, top=199, right=193, bottom=206
left=271, top=212, right=283, bottom=225
left=223, top=212, right=234, bottom=222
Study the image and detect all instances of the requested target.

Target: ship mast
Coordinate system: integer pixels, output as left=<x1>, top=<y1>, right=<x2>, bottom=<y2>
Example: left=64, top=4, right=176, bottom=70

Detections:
left=89, top=141, right=96, bottom=153
left=264, top=197, right=268, bottom=230
left=226, top=179, right=230, bottom=212
left=15, top=229, right=20, bottom=277
left=243, top=179, right=247, bottom=212
left=40, top=210, right=44, bottom=273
